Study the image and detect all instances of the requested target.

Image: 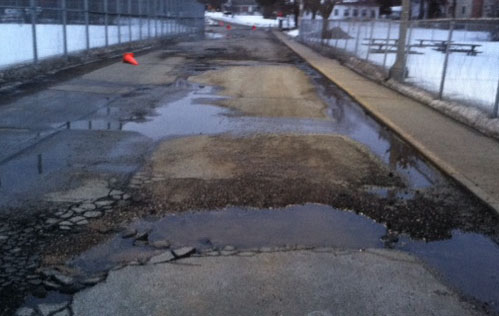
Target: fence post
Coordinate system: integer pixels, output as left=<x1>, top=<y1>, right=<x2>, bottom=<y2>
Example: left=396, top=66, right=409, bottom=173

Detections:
left=334, top=20, right=340, bottom=48
left=303, top=20, right=307, bottom=42
left=154, top=0, right=158, bottom=37
left=438, top=20, right=454, bottom=99
left=138, top=0, right=142, bottom=40
left=317, top=20, right=321, bottom=45
left=84, top=0, right=89, bottom=51
left=128, top=0, right=132, bottom=42
left=30, top=0, right=38, bottom=64
left=175, top=0, right=179, bottom=35
left=117, top=0, right=121, bottom=44
left=354, top=21, right=362, bottom=56
left=168, top=1, right=171, bottom=35
left=62, top=0, right=68, bottom=58
left=344, top=20, right=351, bottom=50
left=147, top=0, right=151, bottom=38
left=493, top=77, right=499, bottom=118
left=104, top=0, right=109, bottom=47
left=160, top=0, right=164, bottom=36
left=382, top=20, right=392, bottom=69
left=365, top=20, right=375, bottom=61
left=402, top=20, right=414, bottom=79
left=389, top=0, right=409, bottom=81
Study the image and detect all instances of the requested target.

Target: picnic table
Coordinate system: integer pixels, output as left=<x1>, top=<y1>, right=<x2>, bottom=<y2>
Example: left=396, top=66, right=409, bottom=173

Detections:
left=414, top=39, right=447, bottom=47
left=363, top=38, right=398, bottom=45
left=362, top=38, right=422, bottom=54
left=432, top=41, right=482, bottom=56
left=362, top=38, right=397, bottom=51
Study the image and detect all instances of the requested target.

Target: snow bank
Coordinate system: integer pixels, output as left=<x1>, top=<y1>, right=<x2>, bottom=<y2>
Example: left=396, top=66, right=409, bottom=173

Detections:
left=299, top=39, right=499, bottom=139
left=0, top=20, right=192, bottom=69
left=286, top=29, right=299, bottom=37
left=300, top=20, right=499, bottom=114
left=206, top=12, right=295, bottom=29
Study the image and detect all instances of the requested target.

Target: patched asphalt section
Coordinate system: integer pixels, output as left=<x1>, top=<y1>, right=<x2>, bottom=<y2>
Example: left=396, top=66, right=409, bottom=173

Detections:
left=71, top=249, right=484, bottom=316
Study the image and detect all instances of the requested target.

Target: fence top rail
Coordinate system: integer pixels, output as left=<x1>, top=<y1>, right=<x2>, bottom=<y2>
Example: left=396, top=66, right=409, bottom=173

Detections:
left=301, top=17, right=499, bottom=23
left=364, top=38, right=398, bottom=41
left=412, top=17, right=499, bottom=23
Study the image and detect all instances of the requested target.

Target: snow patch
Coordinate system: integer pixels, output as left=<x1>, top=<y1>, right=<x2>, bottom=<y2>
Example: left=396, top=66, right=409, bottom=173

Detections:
left=206, top=12, right=295, bottom=29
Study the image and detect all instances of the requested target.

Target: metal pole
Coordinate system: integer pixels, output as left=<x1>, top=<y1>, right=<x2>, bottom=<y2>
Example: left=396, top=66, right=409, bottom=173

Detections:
left=138, top=0, right=142, bottom=40
left=344, top=20, right=351, bottom=50
left=389, top=0, right=409, bottom=80
left=117, top=0, right=121, bottom=44
left=147, top=0, right=151, bottom=38
left=84, top=0, right=89, bottom=51
left=354, top=21, right=362, bottom=56
left=30, top=0, right=38, bottom=64
left=104, top=0, right=108, bottom=47
left=438, top=21, right=454, bottom=99
left=154, top=0, right=158, bottom=37
left=160, top=0, right=164, bottom=36
left=402, top=20, right=414, bottom=79
left=62, top=0, right=67, bottom=58
left=382, top=20, right=392, bottom=69
left=365, top=20, right=375, bottom=61
left=168, top=1, right=171, bottom=35
left=172, top=0, right=175, bottom=35
left=334, top=20, right=340, bottom=48
left=493, top=77, right=499, bottom=118
left=317, top=20, right=321, bottom=45
left=176, top=0, right=179, bottom=35
left=302, top=19, right=307, bottom=42
left=128, top=0, right=132, bottom=42
left=167, top=1, right=170, bottom=35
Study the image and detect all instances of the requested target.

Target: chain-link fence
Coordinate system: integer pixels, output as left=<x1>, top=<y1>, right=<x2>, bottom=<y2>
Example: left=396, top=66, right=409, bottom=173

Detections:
left=0, top=0, right=205, bottom=69
left=299, top=18, right=499, bottom=117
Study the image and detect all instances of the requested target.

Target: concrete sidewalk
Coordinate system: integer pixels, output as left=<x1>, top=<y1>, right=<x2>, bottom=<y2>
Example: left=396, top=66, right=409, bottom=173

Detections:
left=275, top=31, right=499, bottom=214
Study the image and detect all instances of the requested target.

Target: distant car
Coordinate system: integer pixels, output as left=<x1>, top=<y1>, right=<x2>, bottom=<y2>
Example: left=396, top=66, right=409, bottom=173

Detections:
left=223, top=11, right=232, bottom=16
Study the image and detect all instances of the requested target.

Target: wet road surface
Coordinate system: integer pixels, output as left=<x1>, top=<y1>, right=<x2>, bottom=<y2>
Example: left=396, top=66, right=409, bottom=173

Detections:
left=1, top=25, right=498, bottom=315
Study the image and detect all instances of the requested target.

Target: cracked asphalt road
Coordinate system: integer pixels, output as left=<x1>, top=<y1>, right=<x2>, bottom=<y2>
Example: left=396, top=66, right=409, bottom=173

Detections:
left=1, top=25, right=499, bottom=316
left=73, top=249, right=484, bottom=316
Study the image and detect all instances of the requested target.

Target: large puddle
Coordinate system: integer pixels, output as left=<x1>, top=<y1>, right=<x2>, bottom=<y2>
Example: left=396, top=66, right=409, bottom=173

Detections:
left=0, top=64, right=441, bottom=207
left=69, top=203, right=499, bottom=312
left=120, top=75, right=440, bottom=191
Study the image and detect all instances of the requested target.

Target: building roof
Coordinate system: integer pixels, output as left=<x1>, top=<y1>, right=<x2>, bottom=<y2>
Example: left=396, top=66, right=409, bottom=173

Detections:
left=226, top=0, right=258, bottom=6
left=337, top=0, right=380, bottom=6
left=336, top=1, right=380, bottom=6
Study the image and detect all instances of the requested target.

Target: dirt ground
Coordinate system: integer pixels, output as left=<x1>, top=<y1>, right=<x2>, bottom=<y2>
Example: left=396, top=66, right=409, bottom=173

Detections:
left=135, top=134, right=402, bottom=210
left=189, top=65, right=329, bottom=118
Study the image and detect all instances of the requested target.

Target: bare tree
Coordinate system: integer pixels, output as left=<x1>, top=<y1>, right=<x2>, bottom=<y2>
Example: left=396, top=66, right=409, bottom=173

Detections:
left=256, top=0, right=279, bottom=18
left=418, top=0, right=426, bottom=19
left=304, top=0, right=321, bottom=19
left=293, top=1, right=300, bottom=28
left=319, top=0, right=336, bottom=39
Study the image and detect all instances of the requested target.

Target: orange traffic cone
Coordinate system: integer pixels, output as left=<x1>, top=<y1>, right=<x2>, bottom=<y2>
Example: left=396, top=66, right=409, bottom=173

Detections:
left=123, top=52, right=139, bottom=66
left=226, top=24, right=231, bottom=30
left=251, top=25, right=256, bottom=31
